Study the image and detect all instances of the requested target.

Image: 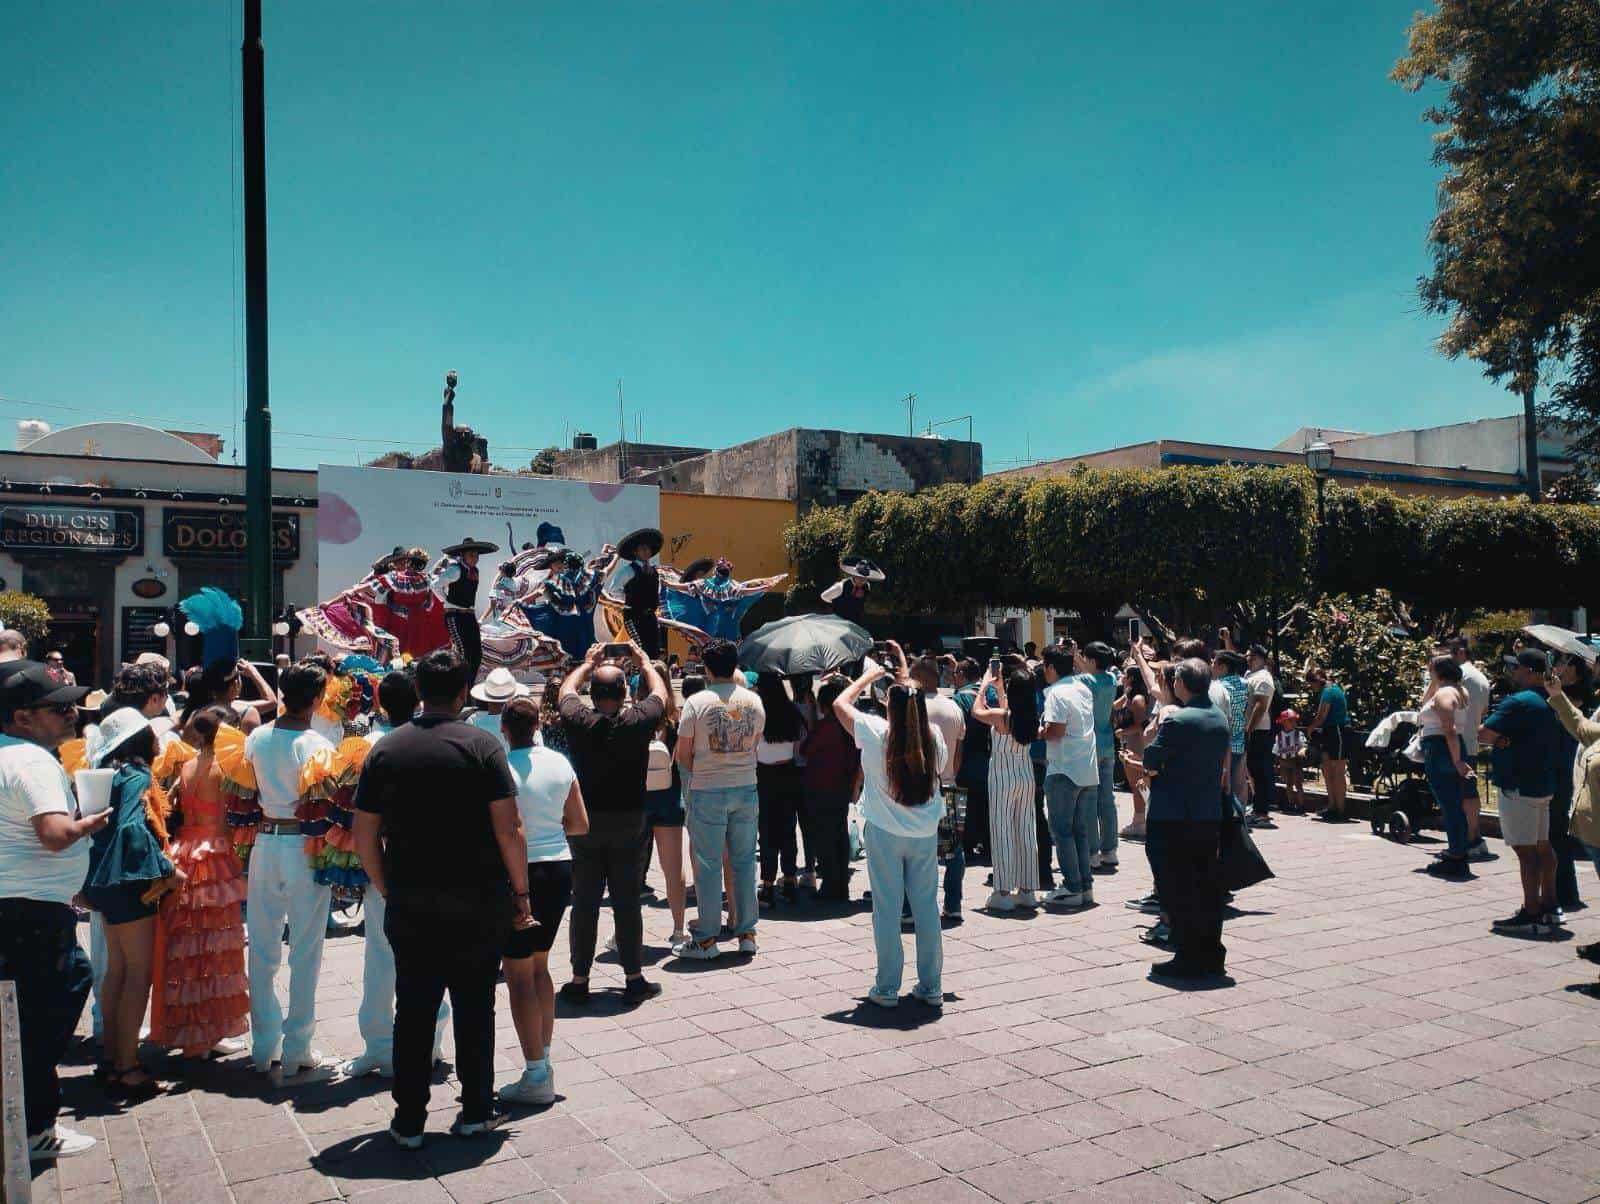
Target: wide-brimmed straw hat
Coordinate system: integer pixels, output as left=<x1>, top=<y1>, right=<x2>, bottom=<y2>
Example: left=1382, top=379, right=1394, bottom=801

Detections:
left=469, top=667, right=530, bottom=705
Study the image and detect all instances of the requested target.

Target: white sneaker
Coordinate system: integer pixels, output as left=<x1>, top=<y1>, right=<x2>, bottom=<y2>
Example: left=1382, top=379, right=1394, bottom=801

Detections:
left=342, top=1053, right=394, bottom=1079
left=986, top=891, right=1016, bottom=911
left=1089, top=852, right=1104, bottom=869
left=1099, top=850, right=1118, bottom=867
left=1119, top=821, right=1146, bottom=839
left=1015, top=889, right=1039, bottom=909
left=737, top=933, right=759, bottom=955
left=1046, top=888, right=1084, bottom=907
left=498, top=1065, right=555, bottom=1106
left=450, top=1111, right=509, bottom=1137
left=29, top=1125, right=97, bottom=1161
left=673, top=935, right=721, bottom=960
left=669, top=929, right=688, bottom=946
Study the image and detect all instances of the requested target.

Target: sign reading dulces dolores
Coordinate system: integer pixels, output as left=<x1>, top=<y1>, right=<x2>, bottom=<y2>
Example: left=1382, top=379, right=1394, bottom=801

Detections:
left=0, top=504, right=143, bottom=554
left=163, top=508, right=300, bottom=560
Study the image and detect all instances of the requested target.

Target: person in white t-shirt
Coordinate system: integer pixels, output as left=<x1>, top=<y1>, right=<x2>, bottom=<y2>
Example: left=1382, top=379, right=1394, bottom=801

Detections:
left=242, top=662, right=337, bottom=1079
left=498, top=697, right=589, bottom=1106
left=673, top=641, right=766, bottom=961
left=833, top=646, right=947, bottom=1009
left=1243, top=645, right=1277, bottom=824
left=1040, top=648, right=1099, bottom=908
left=0, top=663, right=106, bottom=1160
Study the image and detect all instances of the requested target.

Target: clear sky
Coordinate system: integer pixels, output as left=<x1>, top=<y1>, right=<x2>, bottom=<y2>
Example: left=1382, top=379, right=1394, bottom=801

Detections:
left=1, top=1, right=1517, bottom=472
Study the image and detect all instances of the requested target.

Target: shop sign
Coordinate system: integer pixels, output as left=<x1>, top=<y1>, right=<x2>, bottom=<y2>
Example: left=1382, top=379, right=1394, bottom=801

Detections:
left=163, top=509, right=300, bottom=560
left=132, top=576, right=167, bottom=599
left=0, top=504, right=143, bottom=554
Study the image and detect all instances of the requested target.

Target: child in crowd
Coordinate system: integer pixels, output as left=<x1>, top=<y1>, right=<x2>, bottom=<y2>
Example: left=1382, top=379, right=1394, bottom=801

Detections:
left=1273, top=709, right=1307, bottom=813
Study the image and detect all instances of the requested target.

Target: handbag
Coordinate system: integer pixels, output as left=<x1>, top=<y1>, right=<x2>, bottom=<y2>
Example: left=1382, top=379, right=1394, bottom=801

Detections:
left=937, top=785, right=968, bottom=865
left=848, top=802, right=864, bottom=861
left=1219, top=793, right=1274, bottom=892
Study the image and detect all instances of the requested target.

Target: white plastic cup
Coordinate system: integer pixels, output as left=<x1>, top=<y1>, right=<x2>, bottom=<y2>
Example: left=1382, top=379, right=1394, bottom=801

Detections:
left=75, top=769, right=115, bottom=817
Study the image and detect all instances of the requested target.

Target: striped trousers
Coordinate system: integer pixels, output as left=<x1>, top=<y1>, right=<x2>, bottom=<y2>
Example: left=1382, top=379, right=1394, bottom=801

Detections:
left=988, top=737, right=1040, bottom=893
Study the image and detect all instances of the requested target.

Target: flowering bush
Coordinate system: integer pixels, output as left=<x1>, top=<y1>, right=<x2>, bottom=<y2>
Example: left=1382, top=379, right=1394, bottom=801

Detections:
left=1284, top=590, right=1431, bottom=725
left=0, top=591, right=52, bottom=649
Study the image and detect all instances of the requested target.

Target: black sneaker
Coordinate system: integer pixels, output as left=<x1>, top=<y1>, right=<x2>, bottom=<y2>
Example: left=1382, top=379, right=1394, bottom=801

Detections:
left=758, top=884, right=775, bottom=908
left=623, top=977, right=662, bottom=1005
left=557, top=981, right=590, bottom=1005
left=1491, top=909, right=1543, bottom=935
left=1424, top=857, right=1469, bottom=878
left=1540, top=911, right=1567, bottom=932
left=1139, top=923, right=1172, bottom=947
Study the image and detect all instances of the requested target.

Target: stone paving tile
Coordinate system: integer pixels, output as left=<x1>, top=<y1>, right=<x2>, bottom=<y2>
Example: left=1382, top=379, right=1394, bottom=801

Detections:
left=42, top=792, right=1600, bottom=1204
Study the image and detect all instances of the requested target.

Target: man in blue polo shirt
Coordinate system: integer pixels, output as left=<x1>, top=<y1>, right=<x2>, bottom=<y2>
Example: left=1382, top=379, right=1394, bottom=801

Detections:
left=1479, top=648, right=1563, bottom=936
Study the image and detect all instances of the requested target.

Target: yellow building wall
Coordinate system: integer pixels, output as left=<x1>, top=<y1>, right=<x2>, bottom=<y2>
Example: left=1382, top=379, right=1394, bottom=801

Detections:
left=658, top=491, right=796, bottom=661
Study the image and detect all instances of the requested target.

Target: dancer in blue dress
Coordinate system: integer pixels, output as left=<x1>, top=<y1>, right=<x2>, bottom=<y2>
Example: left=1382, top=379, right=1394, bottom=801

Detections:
left=660, top=558, right=787, bottom=644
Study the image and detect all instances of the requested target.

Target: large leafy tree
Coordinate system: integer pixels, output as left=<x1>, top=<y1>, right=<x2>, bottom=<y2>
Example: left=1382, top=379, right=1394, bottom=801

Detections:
left=1392, top=1, right=1600, bottom=491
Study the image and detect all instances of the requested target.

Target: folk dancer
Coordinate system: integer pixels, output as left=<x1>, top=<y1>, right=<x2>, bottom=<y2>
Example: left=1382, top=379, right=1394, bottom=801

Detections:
left=820, top=556, right=885, bottom=626
left=606, top=528, right=666, bottom=659
left=429, top=537, right=499, bottom=681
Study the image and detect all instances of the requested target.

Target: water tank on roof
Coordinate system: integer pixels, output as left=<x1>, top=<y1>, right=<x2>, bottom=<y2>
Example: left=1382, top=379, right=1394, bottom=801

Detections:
left=572, top=432, right=598, bottom=451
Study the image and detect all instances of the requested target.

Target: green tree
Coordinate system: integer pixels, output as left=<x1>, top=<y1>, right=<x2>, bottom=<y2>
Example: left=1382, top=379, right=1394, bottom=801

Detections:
left=0, top=591, right=52, bottom=649
left=529, top=446, right=562, bottom=475
left=1392, top=1, right=1600, bottom=493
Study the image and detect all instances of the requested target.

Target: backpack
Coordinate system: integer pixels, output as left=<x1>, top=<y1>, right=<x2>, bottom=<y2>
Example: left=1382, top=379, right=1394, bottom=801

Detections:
left=645, top=740, right=673, bottom=792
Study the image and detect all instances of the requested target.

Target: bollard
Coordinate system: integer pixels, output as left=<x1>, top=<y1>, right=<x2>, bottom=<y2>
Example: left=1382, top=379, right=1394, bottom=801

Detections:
left=0, top=980, right=30, bottom=1202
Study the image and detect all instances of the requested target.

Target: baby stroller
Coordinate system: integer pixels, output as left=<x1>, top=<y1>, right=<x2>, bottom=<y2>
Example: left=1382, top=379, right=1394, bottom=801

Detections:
left=1365, top=711, right=1439, bottom=842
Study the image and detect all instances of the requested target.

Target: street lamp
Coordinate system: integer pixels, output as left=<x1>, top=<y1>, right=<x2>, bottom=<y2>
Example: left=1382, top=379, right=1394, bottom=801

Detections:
left=1304, top=441, right=1334, bottom=595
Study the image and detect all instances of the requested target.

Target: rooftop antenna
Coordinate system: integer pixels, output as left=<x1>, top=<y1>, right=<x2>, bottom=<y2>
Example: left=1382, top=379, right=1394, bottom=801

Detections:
left=617, top=379, right=627, bottom=479
left=902, top=392, right=917, bottom=436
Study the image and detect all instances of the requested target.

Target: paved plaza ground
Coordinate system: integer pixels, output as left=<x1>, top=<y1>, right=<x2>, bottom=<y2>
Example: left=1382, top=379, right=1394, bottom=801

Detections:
left=30, top=792, right=1600, bottom=1204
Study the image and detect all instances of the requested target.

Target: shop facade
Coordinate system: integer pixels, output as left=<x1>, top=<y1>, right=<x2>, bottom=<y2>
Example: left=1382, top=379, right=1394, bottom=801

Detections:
left=0, top=431, right=317, bottom=685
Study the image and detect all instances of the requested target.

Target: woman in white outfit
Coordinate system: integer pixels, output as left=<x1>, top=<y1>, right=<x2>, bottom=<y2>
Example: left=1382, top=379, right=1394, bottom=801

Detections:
left=972, top=668, right=1041, bottom=911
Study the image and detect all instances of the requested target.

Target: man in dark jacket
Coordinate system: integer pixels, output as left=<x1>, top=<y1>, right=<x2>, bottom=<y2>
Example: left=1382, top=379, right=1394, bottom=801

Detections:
left=1140, top=658, right=1232, bottom=979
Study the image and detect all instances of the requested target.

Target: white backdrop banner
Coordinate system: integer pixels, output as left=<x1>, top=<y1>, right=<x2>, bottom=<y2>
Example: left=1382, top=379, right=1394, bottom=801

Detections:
left=315, top=465, right=660, bottom=600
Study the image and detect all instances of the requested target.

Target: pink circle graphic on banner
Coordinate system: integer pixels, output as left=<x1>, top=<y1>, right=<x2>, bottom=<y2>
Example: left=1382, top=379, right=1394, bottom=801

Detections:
left=318, top=491, right=363, bottom=543
left=588, top=482, right=625, bottom=503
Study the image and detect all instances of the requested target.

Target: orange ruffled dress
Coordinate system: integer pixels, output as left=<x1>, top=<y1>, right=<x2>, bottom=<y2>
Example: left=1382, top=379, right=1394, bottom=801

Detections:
left=149, top=733, right=251, bottom=1055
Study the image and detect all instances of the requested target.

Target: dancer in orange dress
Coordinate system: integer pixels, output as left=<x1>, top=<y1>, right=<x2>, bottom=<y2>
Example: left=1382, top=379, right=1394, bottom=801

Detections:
left=149, top=706, right=251, bottom=1056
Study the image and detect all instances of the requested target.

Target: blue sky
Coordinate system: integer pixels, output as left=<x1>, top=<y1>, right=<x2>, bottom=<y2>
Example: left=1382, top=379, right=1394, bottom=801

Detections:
left=0, top=2, right=1516, bottom=472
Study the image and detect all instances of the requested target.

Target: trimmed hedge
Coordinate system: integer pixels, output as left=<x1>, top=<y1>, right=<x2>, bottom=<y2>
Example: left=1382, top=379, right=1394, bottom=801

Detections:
left=785, top=467, right=1600, bottom=614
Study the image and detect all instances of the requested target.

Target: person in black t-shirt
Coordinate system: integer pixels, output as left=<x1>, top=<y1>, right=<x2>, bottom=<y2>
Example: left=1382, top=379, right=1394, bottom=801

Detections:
left=556, top=641, right=666, bottom=1006
left=353, top=650, right=531, bottom=1148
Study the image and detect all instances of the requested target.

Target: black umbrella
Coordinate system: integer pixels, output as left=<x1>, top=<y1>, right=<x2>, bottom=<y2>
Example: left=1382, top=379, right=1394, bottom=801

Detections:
left=737, top=614, right=873, bottom=677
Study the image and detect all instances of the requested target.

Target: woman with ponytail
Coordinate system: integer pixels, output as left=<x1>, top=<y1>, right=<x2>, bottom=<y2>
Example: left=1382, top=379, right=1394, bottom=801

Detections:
left=833, top=642, right=947, bottom=1009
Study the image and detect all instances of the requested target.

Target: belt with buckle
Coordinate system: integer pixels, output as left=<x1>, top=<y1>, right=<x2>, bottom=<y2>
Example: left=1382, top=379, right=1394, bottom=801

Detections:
left=258, top=819, right=301, bottom=835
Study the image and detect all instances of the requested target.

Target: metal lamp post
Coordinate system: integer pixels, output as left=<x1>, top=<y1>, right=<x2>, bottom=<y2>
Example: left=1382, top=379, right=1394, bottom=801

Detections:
left=1304, top=441, right=1334, bottom=596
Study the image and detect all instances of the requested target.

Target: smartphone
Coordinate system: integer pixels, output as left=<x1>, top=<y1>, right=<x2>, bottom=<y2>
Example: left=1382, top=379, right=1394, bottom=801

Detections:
left=601, top=642, right=631, bottom=660
left=1129, top=618, right=1142, bottom=643
left=988, top=656, right=1003, bottom=676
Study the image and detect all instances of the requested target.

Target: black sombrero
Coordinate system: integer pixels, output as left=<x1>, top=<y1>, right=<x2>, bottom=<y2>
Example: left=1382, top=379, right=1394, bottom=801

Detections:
left=372, top=545, right=407, bottom=574
left=841, top=555, right=886, bottom=583
left=617, top=527, right=665, bottom=560
left=679, top=557, right=716, bottom=584
left=443, top=536, right=500, bottom=557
